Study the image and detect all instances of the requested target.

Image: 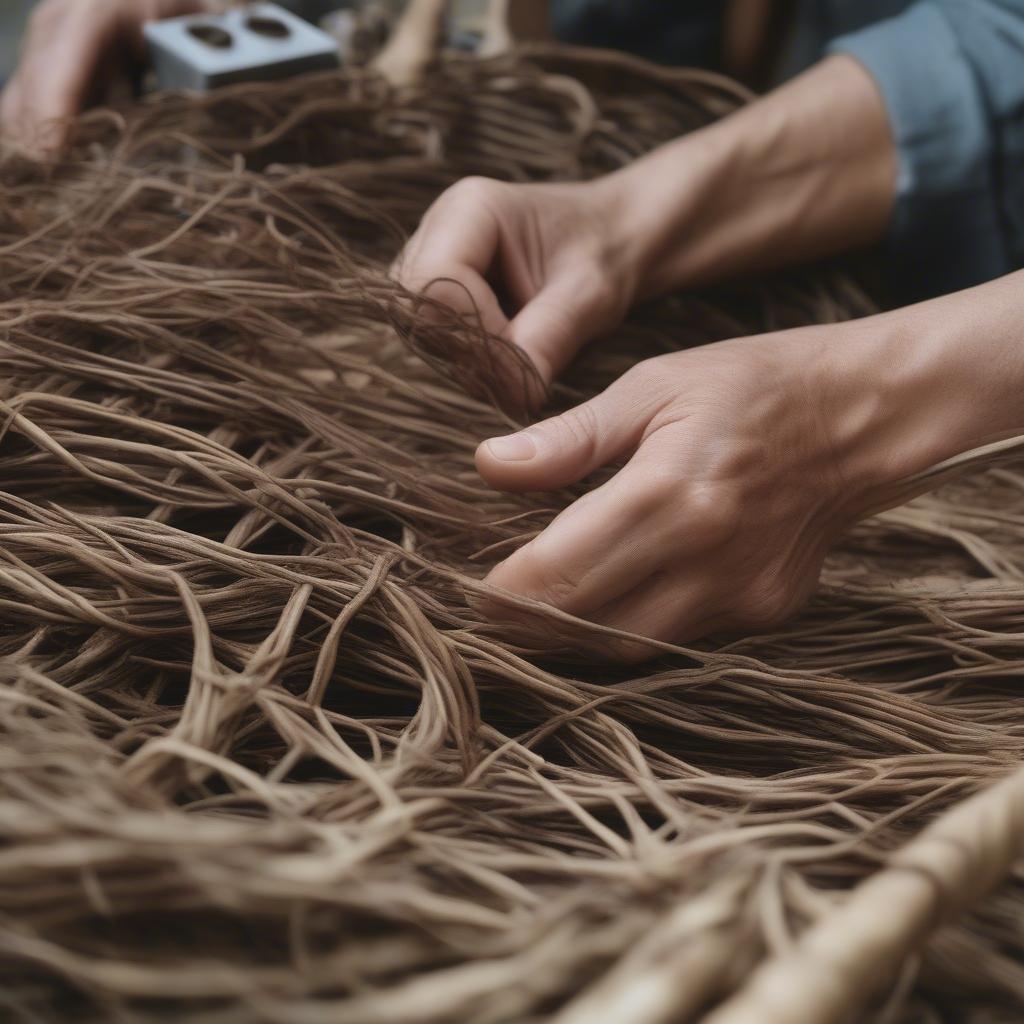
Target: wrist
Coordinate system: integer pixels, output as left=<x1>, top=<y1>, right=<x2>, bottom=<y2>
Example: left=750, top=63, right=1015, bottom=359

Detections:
left=813, top=314, right=936, bottom=511
left=595, top=54, right=896, bottom=299
left=815, top=276, right=1024, bottom=514
left=593, top=125, right=731, bottom=298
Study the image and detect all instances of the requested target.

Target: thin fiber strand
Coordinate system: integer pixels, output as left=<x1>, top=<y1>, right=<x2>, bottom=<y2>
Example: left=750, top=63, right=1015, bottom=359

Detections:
left=0, top=46, right=1021, bottom=1024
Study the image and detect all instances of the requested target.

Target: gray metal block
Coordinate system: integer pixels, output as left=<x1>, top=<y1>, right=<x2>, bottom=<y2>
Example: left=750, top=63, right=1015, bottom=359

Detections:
left=144, top=3, right=340, bottom=93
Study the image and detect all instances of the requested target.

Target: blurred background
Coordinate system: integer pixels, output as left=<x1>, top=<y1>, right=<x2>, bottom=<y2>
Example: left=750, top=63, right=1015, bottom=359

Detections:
left=0, top=0, right=34, bottom=81
left=0, top=1, right=784, bottom=91
left=0, top=1, right=498, bottom=82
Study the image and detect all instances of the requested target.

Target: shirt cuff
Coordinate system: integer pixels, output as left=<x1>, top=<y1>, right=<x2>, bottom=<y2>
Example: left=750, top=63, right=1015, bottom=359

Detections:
left=828, top=3, right=1009, bottom=300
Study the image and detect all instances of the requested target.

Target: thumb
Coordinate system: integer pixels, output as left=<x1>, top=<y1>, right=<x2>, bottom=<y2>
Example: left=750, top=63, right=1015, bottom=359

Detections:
left=476, top=362, right=663, bottom=492
left=508, top=268, right=623, bottom=386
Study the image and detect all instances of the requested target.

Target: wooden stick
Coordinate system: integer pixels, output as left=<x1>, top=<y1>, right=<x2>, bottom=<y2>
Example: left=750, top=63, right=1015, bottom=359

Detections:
left=703, top=767, right=1024, bottom=1024
left=552, top=880, right=749, bottom=1024
left=372, top=0, right=449, bottom=88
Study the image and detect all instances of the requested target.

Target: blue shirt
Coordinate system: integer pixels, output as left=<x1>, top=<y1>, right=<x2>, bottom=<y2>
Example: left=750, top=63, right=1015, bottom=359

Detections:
left=553, top=1, right=1024, bottom=301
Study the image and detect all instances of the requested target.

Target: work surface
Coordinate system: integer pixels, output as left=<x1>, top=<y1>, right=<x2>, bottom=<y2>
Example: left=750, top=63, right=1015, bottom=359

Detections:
left=0, top=47, right=1022, bottom=1024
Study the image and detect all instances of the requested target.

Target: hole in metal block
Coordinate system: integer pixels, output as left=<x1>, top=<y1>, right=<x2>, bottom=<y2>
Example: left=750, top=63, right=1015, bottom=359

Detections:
left=187, top=23, right=233, bottom=48
left=245, top=16, right=291, bottom=39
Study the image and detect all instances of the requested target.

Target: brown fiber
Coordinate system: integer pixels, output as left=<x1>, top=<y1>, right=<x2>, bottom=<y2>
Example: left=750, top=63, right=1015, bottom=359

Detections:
left=0, top=46, right=1022, bottom=1024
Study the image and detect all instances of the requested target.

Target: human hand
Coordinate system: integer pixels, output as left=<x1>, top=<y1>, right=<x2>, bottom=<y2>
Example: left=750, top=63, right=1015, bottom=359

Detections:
left=392, top=175, right=639, bottom=390
left=393, top=55, right=894, bottom=402
left=1, top=0, right=208, bottom=156
left=475, top=324, right=891, bottom=659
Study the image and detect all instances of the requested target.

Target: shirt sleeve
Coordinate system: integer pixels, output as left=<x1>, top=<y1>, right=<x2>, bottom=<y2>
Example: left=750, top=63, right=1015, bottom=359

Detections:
left=828, top=1, right=1024, bottom=301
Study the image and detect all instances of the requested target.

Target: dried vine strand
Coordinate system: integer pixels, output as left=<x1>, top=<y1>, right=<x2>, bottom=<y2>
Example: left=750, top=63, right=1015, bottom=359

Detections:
left=705, top=766, right=1024, bottom=1024
left=0, top=46, right=1021, bottom=1024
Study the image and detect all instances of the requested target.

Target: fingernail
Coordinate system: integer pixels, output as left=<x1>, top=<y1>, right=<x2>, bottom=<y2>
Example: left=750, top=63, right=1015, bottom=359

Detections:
left=485, top=432, right=536, bottom=462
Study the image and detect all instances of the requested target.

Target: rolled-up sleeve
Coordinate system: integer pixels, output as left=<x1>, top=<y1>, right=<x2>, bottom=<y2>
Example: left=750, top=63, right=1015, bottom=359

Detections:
left=828, top=1, right=1024, bottom=300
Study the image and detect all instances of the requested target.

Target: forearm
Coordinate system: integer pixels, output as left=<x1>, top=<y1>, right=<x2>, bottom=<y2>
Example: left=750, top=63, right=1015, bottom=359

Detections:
left=824, top=271, right=1024, bottom=507
left=598, top=55, right=896, bottom=295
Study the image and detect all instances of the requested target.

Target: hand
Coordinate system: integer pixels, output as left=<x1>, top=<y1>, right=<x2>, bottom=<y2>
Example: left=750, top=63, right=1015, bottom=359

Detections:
left=393, top=55, right=893, bottom=408
left=1, top=0, right=208, bottom=156
left=475, top=324, right=887, bottom=659
left=476, top=267, right=1024, bottom=660
left=392, top=175, right=639, bottom=390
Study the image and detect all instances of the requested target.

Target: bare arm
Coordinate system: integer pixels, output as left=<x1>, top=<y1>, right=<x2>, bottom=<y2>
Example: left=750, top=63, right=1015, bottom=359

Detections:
left=395, top=54, right=896, bottom=387
left=392, top=53, right=1024, bottom=656
left=603, top=54, right=895, bottom=295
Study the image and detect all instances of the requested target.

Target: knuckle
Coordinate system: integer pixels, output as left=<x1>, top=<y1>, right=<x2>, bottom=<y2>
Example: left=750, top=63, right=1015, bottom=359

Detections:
left=571, top=258, right=615, bottom=310
left=618, top=356, right=676, bottom=411
left=448, top=175, right=502, bottom=208
left=525, top=550, right=581, bottom=608
left=621, top=358, right=659, bottom=389
left=602, top=636, right=659, bottom=664
left=418, top=274, right=469, bottom=306
left=555, top=402, right=600, bottom=458
left=495, top=535, right=581, bottom=611
left=399, top=261, right=448, bottom=299
left=634, top=462, right=681, bottom=511
left=679, top=484, right=740, bottom=549
left=735, top=576, right=793, bottom=631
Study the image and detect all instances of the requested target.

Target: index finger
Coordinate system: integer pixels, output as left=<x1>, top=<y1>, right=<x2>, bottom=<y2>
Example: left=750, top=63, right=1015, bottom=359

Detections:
left=482, top=430, right=689, bottom=619
left=392, top=205, right=509, bottom=338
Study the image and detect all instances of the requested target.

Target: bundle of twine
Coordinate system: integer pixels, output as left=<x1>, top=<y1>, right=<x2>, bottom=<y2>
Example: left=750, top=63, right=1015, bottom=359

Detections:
left=0, top=44, right=1023, bottom=1024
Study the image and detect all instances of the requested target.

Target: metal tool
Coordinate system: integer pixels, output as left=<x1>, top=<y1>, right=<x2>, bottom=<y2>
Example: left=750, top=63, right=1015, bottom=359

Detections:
left=144, top=2, right=340, bottom=92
